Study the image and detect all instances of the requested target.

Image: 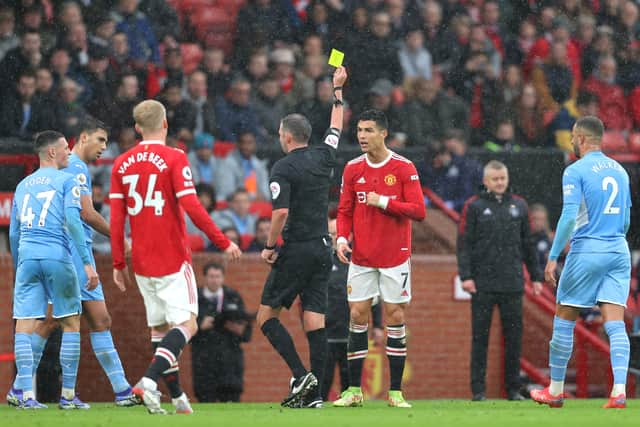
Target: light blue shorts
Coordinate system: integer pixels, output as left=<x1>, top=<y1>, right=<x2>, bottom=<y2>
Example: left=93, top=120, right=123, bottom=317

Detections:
left=13, top=259, right=82, bottom=319
left=71, top=246, right=104, bottom=301
left=557, top=251, right=631, bottom=308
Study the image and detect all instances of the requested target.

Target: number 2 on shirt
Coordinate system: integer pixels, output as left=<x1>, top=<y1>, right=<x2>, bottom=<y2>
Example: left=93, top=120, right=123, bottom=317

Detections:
left=122, top=174, right=166, bottom=216
left=602, top=176, right=620, bottom=215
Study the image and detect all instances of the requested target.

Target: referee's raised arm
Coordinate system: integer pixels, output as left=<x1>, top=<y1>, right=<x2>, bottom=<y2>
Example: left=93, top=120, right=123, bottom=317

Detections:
left=330, top=66, right=347, bottom=132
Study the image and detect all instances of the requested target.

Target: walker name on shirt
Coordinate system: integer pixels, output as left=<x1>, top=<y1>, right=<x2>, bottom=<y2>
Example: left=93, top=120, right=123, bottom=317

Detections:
left=591, top=160, right=625, bottom=174
left=117, top=151, right=168, bottom=174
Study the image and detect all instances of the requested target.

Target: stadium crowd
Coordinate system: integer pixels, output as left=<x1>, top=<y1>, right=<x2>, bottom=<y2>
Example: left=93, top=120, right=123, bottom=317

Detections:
left=0, top=0, right=639, bottom=249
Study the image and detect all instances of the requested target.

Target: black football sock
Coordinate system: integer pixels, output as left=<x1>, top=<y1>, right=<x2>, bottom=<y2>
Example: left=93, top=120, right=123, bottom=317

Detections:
left=306, top=328, right=327, bottom=396
left=261, top=318, right=307, bottom=379
left=145, top=328, right=187, bottom=382
left=347, top=323, right=369, bottom=387
left=386, top=325, right=407, bottom=391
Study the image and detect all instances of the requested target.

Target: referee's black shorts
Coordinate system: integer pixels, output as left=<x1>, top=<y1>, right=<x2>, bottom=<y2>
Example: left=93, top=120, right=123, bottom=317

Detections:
left=261, top=237, right=332, bottom=314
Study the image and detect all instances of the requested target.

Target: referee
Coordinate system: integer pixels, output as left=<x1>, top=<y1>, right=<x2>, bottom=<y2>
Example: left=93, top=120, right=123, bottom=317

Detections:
left=256, top=66, right=348, bottom=409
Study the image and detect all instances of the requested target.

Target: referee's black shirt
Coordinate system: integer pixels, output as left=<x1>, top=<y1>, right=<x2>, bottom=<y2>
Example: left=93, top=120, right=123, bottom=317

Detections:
left=269, top=127, right=340, bottom=242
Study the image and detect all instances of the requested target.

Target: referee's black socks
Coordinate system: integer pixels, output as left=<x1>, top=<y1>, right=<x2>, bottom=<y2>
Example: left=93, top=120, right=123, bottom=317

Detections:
left=306, top=328, right=327, bottom=393
left=261, top=318, right=307, bottom=379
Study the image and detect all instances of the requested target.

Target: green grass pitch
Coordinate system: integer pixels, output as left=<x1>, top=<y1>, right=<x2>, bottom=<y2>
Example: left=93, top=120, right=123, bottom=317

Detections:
left=1, top=399, right=638, bottom=427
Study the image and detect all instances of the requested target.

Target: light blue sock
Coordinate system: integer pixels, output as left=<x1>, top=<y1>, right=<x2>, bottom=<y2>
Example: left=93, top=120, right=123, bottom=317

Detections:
left=31, top=333, right=48, bottom=375
left=604, top=321, right=630, bottom=385
left=90, top=331, right=130, bottom=393
left=60, top=332, right=81, bottom=391
left=549, top=316, right=576, bottom=381
left=13, top=333, right=33, bottom=392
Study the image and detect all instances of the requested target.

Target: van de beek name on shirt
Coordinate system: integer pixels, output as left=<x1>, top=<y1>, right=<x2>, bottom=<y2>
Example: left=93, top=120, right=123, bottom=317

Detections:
left=117, top=151, right=168, bottom=174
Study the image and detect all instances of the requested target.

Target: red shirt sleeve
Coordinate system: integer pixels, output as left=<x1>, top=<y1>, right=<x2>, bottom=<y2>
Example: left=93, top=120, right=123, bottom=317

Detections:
left=171, top=150, right=231, bottom=251
left=337, top=164, right=355, bottom=240
left=109, top=159, right=127, bottom=270
left=385, top=162, right=426, bottom=221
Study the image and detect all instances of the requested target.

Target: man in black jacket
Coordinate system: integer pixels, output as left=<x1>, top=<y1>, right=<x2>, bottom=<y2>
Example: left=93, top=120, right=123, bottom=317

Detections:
left=191, top=262, right=253, bottom=402
left=457, top=160, right=543, bottom=402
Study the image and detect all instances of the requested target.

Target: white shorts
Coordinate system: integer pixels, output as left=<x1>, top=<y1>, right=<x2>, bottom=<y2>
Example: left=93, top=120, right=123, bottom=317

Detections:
left=135, top=262, right=199, bottom=327
left=347, top=259, right=412, bottom=304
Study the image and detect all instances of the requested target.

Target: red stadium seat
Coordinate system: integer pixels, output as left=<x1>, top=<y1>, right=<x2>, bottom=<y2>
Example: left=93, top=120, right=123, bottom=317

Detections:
left=629, top=133, right=640, bottom=155
left=190, top=6, right=235, bottom=32
left=213, top=141, right=236, bottom=157
left=240, top=233, right=254, bottom=250
left=601, top=131, right=628, bottom=153
left=249, top=201, right=272, bottom=218
left=187, top=234, right=206, bottom=252
left=180, top=43, right=203, bottom=74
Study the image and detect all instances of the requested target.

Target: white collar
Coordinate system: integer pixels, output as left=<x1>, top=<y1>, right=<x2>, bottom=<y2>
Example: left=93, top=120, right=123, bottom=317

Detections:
left=141, top=140, right=165, bottom=145
left=365, top=150, right=393, bottom=168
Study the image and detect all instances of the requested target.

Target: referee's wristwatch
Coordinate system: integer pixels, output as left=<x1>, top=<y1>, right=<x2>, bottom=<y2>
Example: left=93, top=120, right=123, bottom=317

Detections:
left=264, top=243, right=276, bottom=250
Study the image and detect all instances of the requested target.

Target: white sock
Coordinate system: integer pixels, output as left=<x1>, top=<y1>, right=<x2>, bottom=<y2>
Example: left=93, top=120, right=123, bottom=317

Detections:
left=611, top=384, right=626, bottom=397
left=141, top=377, right=158, bottom=391
left=172, top=393, right=188, bottom=405
left=549, top=380, right=564, bottom=396
left=61, top=387, right=75, bottom=400
left=23, top=390, right=35, bottom=400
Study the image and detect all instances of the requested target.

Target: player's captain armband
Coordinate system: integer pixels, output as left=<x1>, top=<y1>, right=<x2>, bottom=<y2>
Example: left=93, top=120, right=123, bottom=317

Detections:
left=410, top=174, right=419, bottom=181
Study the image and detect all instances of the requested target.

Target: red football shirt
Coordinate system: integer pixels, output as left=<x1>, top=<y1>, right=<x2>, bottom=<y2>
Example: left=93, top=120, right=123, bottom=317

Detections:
left=337, top=151, right=426, bottom=268
left=110, top=141, right=230, bottom=277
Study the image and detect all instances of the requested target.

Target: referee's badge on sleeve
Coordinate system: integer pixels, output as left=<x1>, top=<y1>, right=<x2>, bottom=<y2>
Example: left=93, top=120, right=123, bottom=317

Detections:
left=324, top=134, right=339, bottom=149
left=270, top=182, right=281, bottom=200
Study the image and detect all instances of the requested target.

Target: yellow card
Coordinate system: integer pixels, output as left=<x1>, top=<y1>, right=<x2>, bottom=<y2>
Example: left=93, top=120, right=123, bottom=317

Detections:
left=328, top=49, right=344, bottom=67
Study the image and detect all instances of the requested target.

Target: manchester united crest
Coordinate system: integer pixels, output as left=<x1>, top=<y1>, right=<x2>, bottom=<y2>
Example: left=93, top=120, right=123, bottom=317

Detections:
left=384, top=174, right=396, bottom=186
left=347, top=284, right=352, bottom=295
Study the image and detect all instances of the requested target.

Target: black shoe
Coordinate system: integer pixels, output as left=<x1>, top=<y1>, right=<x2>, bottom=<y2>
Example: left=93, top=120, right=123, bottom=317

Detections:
left=281, top=372, right=318, bottom=407
left=299, top=388, right=323, bottom=409
left=472, top=392, right=486, bottom=401
left=507, top=391, right=526, bottom=401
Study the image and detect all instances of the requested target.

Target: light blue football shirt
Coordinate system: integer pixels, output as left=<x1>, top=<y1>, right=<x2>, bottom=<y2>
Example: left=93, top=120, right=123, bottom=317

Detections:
left=64, top=153, right=93, bottom=242
left=562, top=151, right=630, bottom=253
left=11, top=167, right=82, bottom=263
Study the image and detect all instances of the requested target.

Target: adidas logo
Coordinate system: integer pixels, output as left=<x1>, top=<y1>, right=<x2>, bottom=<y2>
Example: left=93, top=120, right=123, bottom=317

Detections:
left=357, top=177, right=366, bottom=184
left=483, top=208, right=492, bottom=215
left=401, top=290, right=409, bottom=297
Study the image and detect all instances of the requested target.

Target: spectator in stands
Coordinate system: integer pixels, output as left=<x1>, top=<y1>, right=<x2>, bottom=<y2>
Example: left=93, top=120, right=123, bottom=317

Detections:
left=35, top=65, right=54, bottom=101
left=403, top=77, right=469, bottom=146
left=511, top=83, right=547, bottom=147
left=295, top=74, right=334, bottom=143
left=253, top=75, right=286, bottom=145
left=618, top=1, right=640, bottom=45
left=246, top=217, right=271, bottom=252
left=581, top=25, right=616, bottom=80
left=449, top=25, right=502, bottom=145
left=48, top=47, right=87, bottom=99
left=218, top=130, right=270, bottom=202
left=418, top=139, right=482, bottom=213
left=187, top=132, right=226, bottom=189
left=421, top=0, right=456, bottom=72
left=0, top=30, right=42, bottom=97
left=617, top=39, right=640, bottom=94
left=56, top=1, right=84, bottom=35
left=572, top=14, right=596, bottom=55
left=529, top=203, right=553, bottom=269
left=583, top=55, right=632, bottom=131
left=481, top=0, right=506, bottom=58
left=598, top=0, right=623, bottom=28
left=214, top=76, right=261, bottom=143
left=108, top=31, right=136, bottom=76
left=185, top=183, right=217, bottom=250
left=483, top=119, right=519, bottom=152
left=200, top=47, right=231, bottom=100
left=287, top=54, right=327, bottom=107
left=234, top=0, right=297, bottom=69
left=100, top=72, right=140, bottom=133
left=547, top=90, right=599, bottom=152
left=61, top=21, right=90, bottom=69
left=243, top=51, right=269, bottom=87
left=213, top=189, right=258, bottom=236
left=82, top=44, right=116, bottom=120
left=499, top=64, right=522, bottom=109
left=138, top=0, right=180, bottom=43
left=347, top=10, right=402, bottom=102
left=531, top=40, right=577, bottom=114
left=270, top=48, right=296, bottom=95
left=221, top=227, right=242, bottom=248
left=54, top=77, right=89, bottom=137
left=385, top=0, right=411, bottom=41
left=111, top=0, right=160, bottom=66
left=0, top=68, right=52, bottom=138
left=184, top=70, right=219, bottom=138
left=156, top=46, right=185, bottom=90
left=302, top=0, right=340, bottom=48
left=192, top=262, right=252, bottom=402
left=337, top=5, right=369, bottom=58
left=352, top=78, right=403, bottom=143
left=398, top=29, right=432, bottom=84
left=88, top=15, right=116, bottom=49
left=160, top=81, right=196, bottom=145
left=21, top=3, right=55, bottom=54
left=504, top=18, right=537, bottom=67
left=524, top=15, right=581, bottom=87
left=0, top=7, right=19, bottom=62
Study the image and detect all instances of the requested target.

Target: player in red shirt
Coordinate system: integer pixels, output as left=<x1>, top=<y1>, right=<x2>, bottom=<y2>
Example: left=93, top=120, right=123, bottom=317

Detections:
left=109, top=100, right=242, bottom=415
left=334, top=109, right=425, bottom=408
